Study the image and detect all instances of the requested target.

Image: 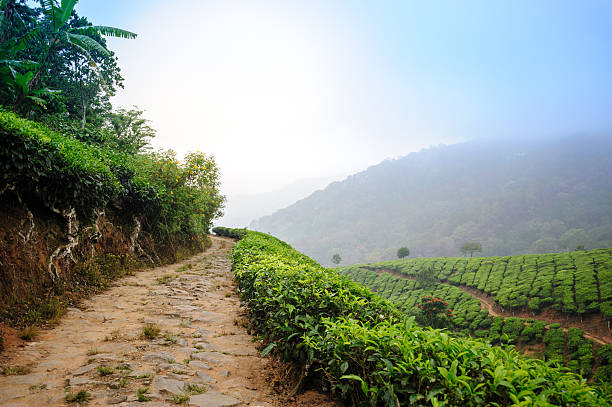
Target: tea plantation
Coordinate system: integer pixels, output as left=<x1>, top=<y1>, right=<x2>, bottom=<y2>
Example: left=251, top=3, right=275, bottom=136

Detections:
left=229, top=229, right=611, bottom=406
left=343, top=249, right=612, bottom=319
left=338, top=265, right=612, bottom=385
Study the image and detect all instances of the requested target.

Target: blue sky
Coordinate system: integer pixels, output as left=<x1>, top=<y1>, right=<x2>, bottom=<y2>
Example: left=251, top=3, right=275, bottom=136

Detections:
left=74, top=0, right=612, bottom=201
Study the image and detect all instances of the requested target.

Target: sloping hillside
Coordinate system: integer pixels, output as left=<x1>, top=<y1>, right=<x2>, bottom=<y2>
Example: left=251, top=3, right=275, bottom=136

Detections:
left=252, top=135, right=612, bottom=265
left=337, top=247, right=612, bottom=383
left=230, top=230, right=611, bottom=405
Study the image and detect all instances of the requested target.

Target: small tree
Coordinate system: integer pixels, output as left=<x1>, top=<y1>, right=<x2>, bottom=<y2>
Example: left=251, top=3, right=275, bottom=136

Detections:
left=460, top=241, right=482, bottom=257
left=416, top=296, right=453, bottom=329
left=331, top=253, right=342, bottom=265
left=397, top=247, right=410, bottom=259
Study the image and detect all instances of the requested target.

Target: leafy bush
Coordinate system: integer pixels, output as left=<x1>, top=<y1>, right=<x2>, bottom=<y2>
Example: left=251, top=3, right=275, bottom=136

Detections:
left=212, top=226, right=247, bottom=240
left=416, top=296, right=452, bottom=328
left=543, top=325, right=565, bottom=364
left=233, top=231, right=609, bottom=406
left=0, top=111, right=224, bottom=239
left=0, top=110, right=120, bottom=221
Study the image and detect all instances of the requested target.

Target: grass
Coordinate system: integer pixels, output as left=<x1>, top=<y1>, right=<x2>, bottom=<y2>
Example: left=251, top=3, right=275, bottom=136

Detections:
left=136, top=387, right=151, bottom=402
left=104, top=328, right=122, bottom=342
left=19, top=325, right=38, bottom=340
left=177, top=263, right=193, bottom=272
left=119, top=377, right=129, bottom=387
left=1, top=365, right=31, bottom=375
left=65, top=389, right=91, bottom=403
left=156, top=274, right=177, bottom=285
left=141, top=323, right=160, bottom=340
left=172, top=394, right=190, bottom=404
left=164, top=333, right=177, bottom=345
left=97, top=365, right=113, bottom=376
left=86, top=348, right=100, bottom=356
left=186, top=384, right=206, bottom=394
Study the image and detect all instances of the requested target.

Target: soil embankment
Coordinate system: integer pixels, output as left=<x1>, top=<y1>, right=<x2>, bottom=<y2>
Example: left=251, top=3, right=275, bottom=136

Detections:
left=0, top=236, right=337, bottom=407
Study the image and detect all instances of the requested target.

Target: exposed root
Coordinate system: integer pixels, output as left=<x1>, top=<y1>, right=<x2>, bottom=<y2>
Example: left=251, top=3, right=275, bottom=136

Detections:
left=0, top=184, right=15, bottom=196
left=288, top=362, right=311, bottom=397
left=129, top=216, right=141, bottom=253
left=83, top=210, right=104, bottom=257
left=17, top=206, right=35, bottom=244
left=130, top=216, right=156, bottom=264
left=11, top=190, right=36, bottom=244
left=135, top=242, right=156, bottom=265
left=48, top=208, right=79, bottom=280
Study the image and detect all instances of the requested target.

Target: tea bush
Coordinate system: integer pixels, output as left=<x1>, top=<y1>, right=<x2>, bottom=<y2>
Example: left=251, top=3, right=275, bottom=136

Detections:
left=212, top=226, right=247, bottom=240
left=233, top=231, right=610, bottom=406
left=0, top=110, right=224, bottom=239
left=343, top=248, right=612, bottom=322
left=0, top=110, right=120, bottom=221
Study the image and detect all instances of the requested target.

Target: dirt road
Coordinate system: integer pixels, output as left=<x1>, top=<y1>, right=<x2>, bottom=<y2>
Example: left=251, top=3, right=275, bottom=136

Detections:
left=0, top=236, right=336, bottom=407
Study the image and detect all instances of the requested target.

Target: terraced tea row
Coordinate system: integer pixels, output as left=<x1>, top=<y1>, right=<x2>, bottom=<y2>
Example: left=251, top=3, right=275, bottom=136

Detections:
left=230, top=229, right=611, bottom=405
left=338, top=265, right=612, bottom=385
left=345, top=248, right=612, bottom=320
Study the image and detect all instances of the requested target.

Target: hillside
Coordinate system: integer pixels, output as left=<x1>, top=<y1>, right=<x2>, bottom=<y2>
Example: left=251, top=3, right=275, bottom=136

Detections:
left=252, top=135, right=612, bottom=265
left=337, top=247, right=612, bottom=383
left=229, top=230, right=611, bottom=405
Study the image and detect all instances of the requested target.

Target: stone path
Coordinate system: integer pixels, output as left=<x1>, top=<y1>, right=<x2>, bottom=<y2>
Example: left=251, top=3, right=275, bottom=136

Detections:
left=0, top=236, right=337, bottom=407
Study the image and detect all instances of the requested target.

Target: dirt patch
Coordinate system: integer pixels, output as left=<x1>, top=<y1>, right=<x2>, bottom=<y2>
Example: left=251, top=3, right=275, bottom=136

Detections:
left=0, top=323, right=24, bottom=350
left=0, top=236, right=340, bottom=406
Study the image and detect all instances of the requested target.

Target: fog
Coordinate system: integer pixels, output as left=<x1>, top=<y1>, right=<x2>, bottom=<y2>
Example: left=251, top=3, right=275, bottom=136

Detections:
left=77, top=0, right=612, bottom=225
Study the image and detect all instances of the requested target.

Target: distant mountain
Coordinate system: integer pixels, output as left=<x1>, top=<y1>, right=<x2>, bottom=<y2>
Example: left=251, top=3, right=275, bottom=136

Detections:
left=217, top=176, right=341, bottom=228
left=251, top=135, right=612, bottom=265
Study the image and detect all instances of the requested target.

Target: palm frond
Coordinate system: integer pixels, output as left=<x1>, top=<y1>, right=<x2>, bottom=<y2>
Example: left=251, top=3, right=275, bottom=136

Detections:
left=58, top=0, right=78, bottom=27
left=38, top=0, right=58, bottom=30
left=68, top=39, right=98, bottom=68
left=68, top=33, right=110, bottom=57
left=38, top=0, right=57, bottom=13
left=88, top=25, right=137, bottom=39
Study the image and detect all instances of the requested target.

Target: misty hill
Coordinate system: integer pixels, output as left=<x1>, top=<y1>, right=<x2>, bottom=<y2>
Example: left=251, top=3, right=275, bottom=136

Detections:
left=251, top=134, right=612, bottom=265
left=217, top=176, right=340, bottom=228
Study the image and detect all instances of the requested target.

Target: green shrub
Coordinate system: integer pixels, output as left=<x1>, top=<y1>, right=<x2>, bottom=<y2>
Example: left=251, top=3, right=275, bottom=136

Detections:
left=233, top=231, right=609, bottom=406
left=212, top=226, right=247, bottom=240
left=543, top=326, right=565, bottom=364
left=0, top=110, right=120, bottom=221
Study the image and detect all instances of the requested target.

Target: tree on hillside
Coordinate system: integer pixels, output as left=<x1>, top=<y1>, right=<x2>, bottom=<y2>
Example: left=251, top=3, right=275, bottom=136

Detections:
left=460, top=241, right=482, bottom=257
left=397, top=246, right=410, bottom=258
left=331, top=253, right=342, bottom=265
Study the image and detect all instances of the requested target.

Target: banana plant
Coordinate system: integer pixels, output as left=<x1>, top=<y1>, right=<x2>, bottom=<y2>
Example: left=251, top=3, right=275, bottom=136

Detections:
left=11, top=0, right=136, bottom=111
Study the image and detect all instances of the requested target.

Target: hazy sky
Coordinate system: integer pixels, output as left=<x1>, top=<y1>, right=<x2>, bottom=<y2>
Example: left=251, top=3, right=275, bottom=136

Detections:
left=76, top=0, right=612, bottom=197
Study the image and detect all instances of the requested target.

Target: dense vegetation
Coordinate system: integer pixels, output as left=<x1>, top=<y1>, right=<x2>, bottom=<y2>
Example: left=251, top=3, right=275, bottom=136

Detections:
left=252, top=135, right=612, bottom=265
left=0, top=0, right=225, bottom=242
left=212, top=226, right=247, bottom=240
left=233, top=231, right=610, bottom=406
left=0, top=1, right=225, bottom=325
left=343, top=248, right=612, bottom=320
left=338, top=264, right=612, bottom=385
